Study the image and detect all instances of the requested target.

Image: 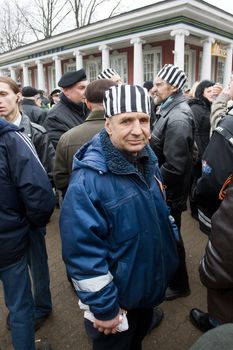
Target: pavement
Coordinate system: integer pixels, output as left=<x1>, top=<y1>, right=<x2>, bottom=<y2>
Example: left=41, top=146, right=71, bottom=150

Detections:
left=0, top=208, right=208, bottom=350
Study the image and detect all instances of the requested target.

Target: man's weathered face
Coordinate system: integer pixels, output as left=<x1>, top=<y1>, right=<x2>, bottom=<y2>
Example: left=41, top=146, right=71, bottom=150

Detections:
left=0, top=82, right=20, bottom=121
left=153, top=77, right=176, bottom=104
left=105, top=112, right=150, bottom=155
left=63, top=80, right=89, bottom=104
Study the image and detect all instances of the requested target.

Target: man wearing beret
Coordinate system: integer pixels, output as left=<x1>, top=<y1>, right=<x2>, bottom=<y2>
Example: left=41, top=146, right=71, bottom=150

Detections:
left=60, top=84, right=179, bottom=350
left=43, top=68, right=89, bottom=149
left=21, top=86, right=47, bottom=125
left=150, top=64, right=195, bottom=301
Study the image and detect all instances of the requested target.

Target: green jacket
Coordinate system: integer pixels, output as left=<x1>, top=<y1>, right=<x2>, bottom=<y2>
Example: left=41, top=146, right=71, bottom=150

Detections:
left=54, top=109, right=105, bottom=194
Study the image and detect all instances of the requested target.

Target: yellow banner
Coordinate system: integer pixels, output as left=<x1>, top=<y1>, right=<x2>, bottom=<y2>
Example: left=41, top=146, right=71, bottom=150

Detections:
left=211, top=43, right=227, bottom=58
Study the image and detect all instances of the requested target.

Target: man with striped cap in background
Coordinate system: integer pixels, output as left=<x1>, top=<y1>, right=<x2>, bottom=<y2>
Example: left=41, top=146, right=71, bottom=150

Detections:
left=151, top=64, right=195, bottom=301
left=98, top=68, right=122, bottom=85
left=60, top=84, right=179, bottom=350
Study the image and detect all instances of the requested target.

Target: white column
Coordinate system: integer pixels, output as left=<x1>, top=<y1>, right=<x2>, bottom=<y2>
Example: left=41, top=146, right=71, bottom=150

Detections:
left=170, top=29, right=190, bottom=70
left=0, top=69, right=3, bottom=76
left=99, top=45, right=111, bottom=70
left=36, top=60, right=45, bottom=90
left=130, top=37, right=145, bottom=86
left=201, top=37, right=215, bottom=80
left=223, top=44, right=233, bottom=86
left=10, top=67, right=17, bottom=81
left=22, top=63, right=29, bottom=86
left=73, top=50, right=84, bottom=70
left=53, top=55, right=62, bottom=87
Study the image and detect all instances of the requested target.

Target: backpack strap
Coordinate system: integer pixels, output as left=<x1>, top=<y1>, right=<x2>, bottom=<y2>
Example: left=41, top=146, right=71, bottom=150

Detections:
left=215, top=125, right=233, bottom=146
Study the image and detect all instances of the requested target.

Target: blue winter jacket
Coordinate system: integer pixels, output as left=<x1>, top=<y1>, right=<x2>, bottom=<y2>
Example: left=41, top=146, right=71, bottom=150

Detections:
left=0, top=119, right=55, bottom=268
left=60, top=129, right=178, bottom=321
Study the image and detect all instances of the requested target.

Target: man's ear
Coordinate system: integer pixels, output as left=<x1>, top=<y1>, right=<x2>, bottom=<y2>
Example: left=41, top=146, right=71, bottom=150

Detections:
left=16, top=92, right=21, bottom=103
left=85, top=99, right=91, bottom=110
left=105, top=118, right=112, bottom=136
left=171, top=86, right=178, bottom=93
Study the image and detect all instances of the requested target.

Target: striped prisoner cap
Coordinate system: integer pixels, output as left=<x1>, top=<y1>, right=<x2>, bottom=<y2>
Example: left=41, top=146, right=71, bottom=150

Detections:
left=104, top=84, right=151, bottom=118
left=157, top=64, right=187, bottom=90
left=98, top=68, right=119, bottom=80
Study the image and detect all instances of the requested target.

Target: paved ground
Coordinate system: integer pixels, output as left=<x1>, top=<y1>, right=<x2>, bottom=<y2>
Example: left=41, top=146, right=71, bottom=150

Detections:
left=0, top=208, right=208, bottom=350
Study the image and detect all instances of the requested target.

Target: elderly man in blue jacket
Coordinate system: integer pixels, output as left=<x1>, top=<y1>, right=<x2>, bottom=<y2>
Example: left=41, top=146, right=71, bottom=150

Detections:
left=60, top=84, right=179, bottom=350
left=0, top=118, right=54, bottom=349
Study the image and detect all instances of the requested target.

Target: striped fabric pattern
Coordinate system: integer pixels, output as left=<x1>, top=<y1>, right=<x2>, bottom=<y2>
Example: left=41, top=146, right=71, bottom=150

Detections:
left=104, top=85, right=151, bottom=118
left=157, top=64, right=187, bottom=90
left=98, top=68, right=118, bottom=80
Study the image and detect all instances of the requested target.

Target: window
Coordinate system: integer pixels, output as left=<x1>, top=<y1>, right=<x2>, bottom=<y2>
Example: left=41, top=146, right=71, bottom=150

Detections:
left=64, top=62, right=76, bottom=72
left=184, top=49, right=196, bottom=88
left=48, top=65, right=56, bottom=92
left=85, top=58, right=101, bottom=82
left=110, top=53, right=128, bottom=83
left=143, top=48, right=162, bottom=82
left=216, top=57, right=224, bottom=84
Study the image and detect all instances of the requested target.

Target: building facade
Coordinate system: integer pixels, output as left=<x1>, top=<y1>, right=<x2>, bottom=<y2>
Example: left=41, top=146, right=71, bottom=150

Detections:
left=0, top=0, right=232, bottom=92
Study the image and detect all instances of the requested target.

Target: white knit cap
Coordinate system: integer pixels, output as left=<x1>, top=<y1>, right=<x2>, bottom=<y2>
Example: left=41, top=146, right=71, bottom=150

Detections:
left=157, top=64, right=187, bottom=90
left=103, top=85, right=151, bottom=118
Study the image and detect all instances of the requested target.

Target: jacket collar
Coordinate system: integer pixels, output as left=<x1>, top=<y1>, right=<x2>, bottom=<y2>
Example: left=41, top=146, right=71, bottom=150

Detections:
left=85, top=110, right=105, bottom=122
left=99, top=128, right=156, bottom=184
left=21, top=99, right=37, bottom=106
left=0, top=118, right=20, bottom=135
left=160, top=91, right=187, bottom=117
left=19, top=113, right=32, bottom=138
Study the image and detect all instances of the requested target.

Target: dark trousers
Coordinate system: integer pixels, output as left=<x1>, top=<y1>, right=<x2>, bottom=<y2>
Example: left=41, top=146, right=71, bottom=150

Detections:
left=85, top=308, right=153, bottom=350
left=169, top=209, right=190, bottom=291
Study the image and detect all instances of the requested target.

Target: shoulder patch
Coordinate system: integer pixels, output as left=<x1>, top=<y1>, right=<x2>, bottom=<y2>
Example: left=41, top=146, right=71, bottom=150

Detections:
left=202, top=160, right=212, bottom=174
left=31, top=122, right=47, bottom=134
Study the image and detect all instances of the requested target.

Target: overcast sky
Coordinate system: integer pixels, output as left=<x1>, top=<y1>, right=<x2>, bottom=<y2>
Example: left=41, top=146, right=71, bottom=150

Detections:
left=125, top=0, right=232, bottom=14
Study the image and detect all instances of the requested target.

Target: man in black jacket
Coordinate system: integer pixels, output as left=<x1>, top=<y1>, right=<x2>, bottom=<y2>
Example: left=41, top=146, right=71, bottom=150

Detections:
left=21, top=86, right=47, bottom=125
left=0, top=76, right=55, bottom=332
left=151, top=64, right=194, bottom=300
left=43, top=69, right=89, bottom=149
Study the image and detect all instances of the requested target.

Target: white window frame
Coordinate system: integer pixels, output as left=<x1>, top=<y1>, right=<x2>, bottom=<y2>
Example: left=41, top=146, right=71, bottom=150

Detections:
left=143, top=47, right=162, bottom=82
left=48, top=65, right=56, bottom=92
left=184, top=48, right=196, bottom=88
left=110, top=52, right=128, bottom=84
left=84, top=57, right=102, bottom=82
left=64, top=62, right=76, bottom=72
left=216, top=57, right=225, bottom=84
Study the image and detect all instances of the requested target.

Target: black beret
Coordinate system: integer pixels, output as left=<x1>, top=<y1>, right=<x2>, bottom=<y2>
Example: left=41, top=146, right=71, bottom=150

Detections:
left=143, top=81, right=154, bottom=92
left=50, top=88, right=61, bottom=96
left=58, top=68, right=87, bottom=88
left=22, top=86, right=38, bottom=97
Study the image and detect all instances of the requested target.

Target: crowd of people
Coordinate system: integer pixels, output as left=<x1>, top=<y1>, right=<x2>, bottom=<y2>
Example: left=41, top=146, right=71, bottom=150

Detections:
left=0, top=63, right=233, bottom=350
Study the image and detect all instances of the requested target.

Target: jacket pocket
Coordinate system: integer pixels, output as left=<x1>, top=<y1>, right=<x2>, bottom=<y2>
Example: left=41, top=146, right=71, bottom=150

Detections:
left=105, top=193, right=143, bottom=244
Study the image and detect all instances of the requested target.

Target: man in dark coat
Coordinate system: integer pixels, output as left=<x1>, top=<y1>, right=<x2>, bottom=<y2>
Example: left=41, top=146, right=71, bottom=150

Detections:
left=43, top=69, right=89, bottom=149
left=54, top=79, right=117, bottom=196
left=151, top=64, right=194, bottom=300
left=21, top=86, right=47, bottom=125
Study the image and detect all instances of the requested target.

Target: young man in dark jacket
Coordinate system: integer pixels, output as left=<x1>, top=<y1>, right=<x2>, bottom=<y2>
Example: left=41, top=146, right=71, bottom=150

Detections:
left=0, top=76, right=55, bottom=331
left=60, top=84, right=179, bottom=350
left=151, top=64, right=194, bottom=300
left=0, top=118, right=54, bottom=350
